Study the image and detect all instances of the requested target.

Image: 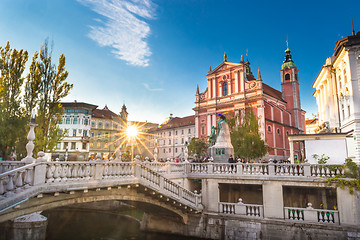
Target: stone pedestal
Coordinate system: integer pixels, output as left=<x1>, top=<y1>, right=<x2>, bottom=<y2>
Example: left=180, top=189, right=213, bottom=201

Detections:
left=209, top=121, right=234, bottom=163
left=0, top=212, right=47, bottom=240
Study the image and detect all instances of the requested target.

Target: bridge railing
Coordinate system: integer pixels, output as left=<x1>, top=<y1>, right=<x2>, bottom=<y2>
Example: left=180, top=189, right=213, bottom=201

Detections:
left=0, top=161, right=26, bottom=174
left=143, top=162, right=346, bottom=179
left=137, top=164, right=202, bottom=209
left=218, top=201, right=263, bottom=218
left=284, top=207, right=339, bottom=224
left=0, top=163, right=38, bottom=197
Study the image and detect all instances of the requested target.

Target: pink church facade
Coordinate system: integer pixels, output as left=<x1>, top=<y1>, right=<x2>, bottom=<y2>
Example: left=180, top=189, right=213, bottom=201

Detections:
left=194, top=48, right=305, bottom=161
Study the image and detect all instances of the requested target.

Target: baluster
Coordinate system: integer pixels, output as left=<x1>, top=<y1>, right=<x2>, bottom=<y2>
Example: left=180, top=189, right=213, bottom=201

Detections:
left=317, top=166, right=322, bottom=176
left=0, top=178, right=5, bottom=195
left=66, top=164, right=73, bottom=179
left=53, top=164, right=61, bottom=182
left=84, top=164, right=90, bottom=180
left=6, top=174, right=15, bottom=192
left=72, top=165, right=79, bottom=180
left=15, top=171, right=24, bottom=192
left=24, top=168, right=33, bottom=188
left=60, top=164, right=68, bottom=182
left=46, top=165, right=55, bottom=183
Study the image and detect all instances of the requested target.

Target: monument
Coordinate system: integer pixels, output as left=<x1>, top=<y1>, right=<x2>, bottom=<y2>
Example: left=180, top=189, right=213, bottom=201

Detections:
left=208, top=114, right=234, bottom=163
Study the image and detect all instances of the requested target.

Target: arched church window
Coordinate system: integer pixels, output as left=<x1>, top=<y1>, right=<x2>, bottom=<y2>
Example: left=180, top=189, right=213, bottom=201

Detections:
left=267, top=126, right=271, bottom=132
left=285, top=73, right=290, bottom=81
left=222, top=82, right=228, bottom=96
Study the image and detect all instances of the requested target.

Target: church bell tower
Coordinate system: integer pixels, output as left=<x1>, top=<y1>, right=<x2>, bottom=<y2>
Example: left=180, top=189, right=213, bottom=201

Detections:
left=280, top=41, right=303, bottom=132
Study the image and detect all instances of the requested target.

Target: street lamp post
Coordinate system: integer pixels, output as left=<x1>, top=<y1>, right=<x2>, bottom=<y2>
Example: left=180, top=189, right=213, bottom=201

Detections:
left=65, top=146, right=68, bottom=161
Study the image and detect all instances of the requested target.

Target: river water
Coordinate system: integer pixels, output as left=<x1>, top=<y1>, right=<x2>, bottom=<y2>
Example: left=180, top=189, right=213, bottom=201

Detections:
left=43, top=208, right=199, bottom=240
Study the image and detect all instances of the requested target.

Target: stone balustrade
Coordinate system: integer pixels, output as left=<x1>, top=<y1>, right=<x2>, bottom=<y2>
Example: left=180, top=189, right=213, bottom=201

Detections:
left=0, top=161, right=26, bottom=174
left=218, top=201, right=263, bottom=218
left=138, top=164, right=201, bottom=209
left=0, top=163, right=37, bottom=197
left=143, top=162, right=347, bottom=179
left=0, top=161, right=202, bottom=212
left=284, top=207, right=339, bottom=224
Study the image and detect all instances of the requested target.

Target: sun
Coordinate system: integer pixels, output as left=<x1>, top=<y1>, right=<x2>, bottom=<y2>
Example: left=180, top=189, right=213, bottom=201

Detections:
left=126, top=125, right=138, bottom=138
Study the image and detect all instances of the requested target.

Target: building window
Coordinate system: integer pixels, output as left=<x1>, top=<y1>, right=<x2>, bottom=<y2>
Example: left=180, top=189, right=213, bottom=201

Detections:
left=71, top=142, right=76, bottom=150
left=348, top=105, right=351, bottom=117
left=84, top=119, right=89, bottom=125
left=91, top=121, right=95, bottom=127
left=163, top=149, right=165, bottom=153
left=169, top=139, right=171, bottom=145
left=105, top=123, right=110, bottom=128
left=83, top=130, right=88, bottom=137
left=169, top=148, right=171, bottom=153
left=182, top=129, right=184, bottom=135
left=97, top=142, right=101, bottom=148
left=73, top=118, right=78, bottom=124
left=64, top=142, right=68, bottom=150
left=73, top=129, right=76, bottom=136
left=175, top=130, right=177, bottom=135
left=169, top=131, right=171, bottom=136
left=342, top=104, right=345, bottom=119
left=339, top=76, right=342, bottom=89
left=90, top=142, right=94, bottom=148
left=267, top=126, right=271, bottom=132
left=286, top=131, right=289, bottom=136
left=295, top=74, right=298, bottom=81
left=343, top=69, right=347, bottom=83
left=82, top=143, right=87, bottom=150
left=222, top=82, right=228, bottom=96
left=91, top=132, right=94, bottom=137
left=188, top=128, right=191, bottom=134
left=201, top=126, right=205, bottom=135
left=114, top=124, right=118, bottom=129
left=66, top=118, right=70, bottom=124
left=56, top=142, right=61, bottom=149
left=98, top=122, right=102, bottom=128
left=277, top=128, right=280, bottom=135
left=285, top=73, right=290, bottom=81
left=181, top=138, right=184, bottom=144
left=175, top=148, right=178, bottom=153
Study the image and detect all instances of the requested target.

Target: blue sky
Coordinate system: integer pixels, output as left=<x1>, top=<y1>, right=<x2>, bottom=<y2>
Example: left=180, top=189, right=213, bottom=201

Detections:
left=0, top=0, right=359, bottom=123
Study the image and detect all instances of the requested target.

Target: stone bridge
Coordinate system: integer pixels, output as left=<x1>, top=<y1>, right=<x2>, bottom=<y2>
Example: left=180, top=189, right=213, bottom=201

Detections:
left=1, top=159, right=360, bottom=239
left=0, top=160, right=202, bottom=223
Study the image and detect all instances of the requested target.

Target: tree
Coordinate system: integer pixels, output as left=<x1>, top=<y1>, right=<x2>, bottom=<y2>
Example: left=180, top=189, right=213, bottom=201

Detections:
left=187, top=137, right=208, bottom=159
left=26, top=40, right=73, bottom=153
left=0, top=40, right=73, bottom=159
left=230, top=108, right=267, bottom=161
left=0, top=42, right=28, bottom=159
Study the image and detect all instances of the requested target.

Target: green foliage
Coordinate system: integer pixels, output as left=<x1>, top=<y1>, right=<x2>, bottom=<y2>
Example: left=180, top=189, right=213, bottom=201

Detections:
left=312, top=154, right=329, bottom=164
left=0, top=42, right=29, bottom=159
left=326, top=158, right=360, bottom=194
left=0, top=40, right=73, bottom=159
left=30, top=40, right=73, bottom=152
left=187, top=137, right=208, bottom=158
left=344, top=158, right=359, bottom=179
left=229, top=108, right=267, bottom=160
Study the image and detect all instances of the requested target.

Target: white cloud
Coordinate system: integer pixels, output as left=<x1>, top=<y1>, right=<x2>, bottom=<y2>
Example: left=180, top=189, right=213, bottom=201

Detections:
left=78, top=0, right=155, bottom=67
left=142, top=83, right=163, bottom=91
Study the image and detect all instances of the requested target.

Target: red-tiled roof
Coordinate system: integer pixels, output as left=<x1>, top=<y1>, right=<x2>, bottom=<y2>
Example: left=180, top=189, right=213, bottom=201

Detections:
left=151, top=115, right=195, bottom=131
left=306, top=118, right=318, bottom=125
left=262, top=83, right=284, bottom=101
left=92, top=106, right=120, bottom=119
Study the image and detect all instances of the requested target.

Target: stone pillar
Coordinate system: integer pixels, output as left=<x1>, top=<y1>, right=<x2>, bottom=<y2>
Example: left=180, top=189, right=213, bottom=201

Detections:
left=337, top=187, right=360, bottom=226
left=0, top=213, right=47, bottom=240
left=201, top=179, right=219, bottom=212
left=262, top=181, right=284, bottom=219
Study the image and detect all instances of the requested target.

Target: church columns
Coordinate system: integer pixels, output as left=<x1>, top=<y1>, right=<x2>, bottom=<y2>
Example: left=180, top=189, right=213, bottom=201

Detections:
left=212, top=114, right=217, bottom=127
left=207, top=115, right=212, bottom=136
left=235, top=71, right=239, bottom=93
left=289, top=140, right=295, bottom=164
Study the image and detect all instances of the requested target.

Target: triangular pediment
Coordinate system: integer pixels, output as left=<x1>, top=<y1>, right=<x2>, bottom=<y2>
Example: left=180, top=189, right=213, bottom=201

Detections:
left=207, top=62, right=241, bottom=75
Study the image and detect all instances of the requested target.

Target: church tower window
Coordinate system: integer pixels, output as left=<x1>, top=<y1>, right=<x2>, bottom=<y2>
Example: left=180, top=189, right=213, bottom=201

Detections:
left=285, top=73, right=290, bottom=81
left=222, top=82, right=228, bottom=96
